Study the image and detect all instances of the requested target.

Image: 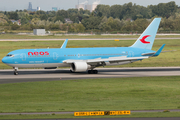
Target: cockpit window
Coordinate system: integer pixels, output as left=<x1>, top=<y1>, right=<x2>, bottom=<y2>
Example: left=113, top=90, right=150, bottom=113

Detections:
left=6, top=54, right=14, bottom=57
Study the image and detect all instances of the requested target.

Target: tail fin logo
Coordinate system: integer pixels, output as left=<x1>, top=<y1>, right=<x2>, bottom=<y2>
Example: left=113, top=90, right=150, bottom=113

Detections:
left=140, top=35, right=151, bottom=44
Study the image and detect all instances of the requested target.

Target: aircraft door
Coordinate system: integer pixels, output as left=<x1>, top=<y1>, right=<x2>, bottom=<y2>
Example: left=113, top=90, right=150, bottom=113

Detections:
left=129, top=51, right=134, bottom=57
left=20, top=53, right=26, bottom=61
left=53, top=52, right=58, bottom=60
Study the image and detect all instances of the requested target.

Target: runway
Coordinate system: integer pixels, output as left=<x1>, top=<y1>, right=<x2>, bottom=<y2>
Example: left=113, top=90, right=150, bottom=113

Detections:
left=0, top=67, right=180, bottom=84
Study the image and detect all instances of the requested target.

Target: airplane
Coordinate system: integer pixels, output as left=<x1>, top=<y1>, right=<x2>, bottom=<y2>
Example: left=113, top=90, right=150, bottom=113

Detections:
left=2, top=18, right=165, bottom=75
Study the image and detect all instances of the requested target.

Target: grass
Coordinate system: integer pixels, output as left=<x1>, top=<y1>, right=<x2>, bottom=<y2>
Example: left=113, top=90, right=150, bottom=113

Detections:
left=0, top=76, right=180, bottom=113
left=0, top=34, right=180, bottom=39
left=0, top=112, right=180, bottom=119
left=0, top=39, right=180, bottom=69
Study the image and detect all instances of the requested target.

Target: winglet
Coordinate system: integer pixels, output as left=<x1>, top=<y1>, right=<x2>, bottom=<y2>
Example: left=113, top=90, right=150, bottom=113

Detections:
left=153, top=44, right=166, bottom=57
left=61, top=39, right=68, bottom=49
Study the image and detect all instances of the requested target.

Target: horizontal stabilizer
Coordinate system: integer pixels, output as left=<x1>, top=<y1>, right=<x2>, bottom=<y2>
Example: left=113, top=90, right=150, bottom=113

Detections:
left=153, top=44, right=165, bottom=56
left=141, top=44, right=165, bottom=57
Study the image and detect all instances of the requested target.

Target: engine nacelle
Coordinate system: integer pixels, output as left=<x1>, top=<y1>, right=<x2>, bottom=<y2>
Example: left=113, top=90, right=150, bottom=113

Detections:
left=71, top=62, right=90, bottom=72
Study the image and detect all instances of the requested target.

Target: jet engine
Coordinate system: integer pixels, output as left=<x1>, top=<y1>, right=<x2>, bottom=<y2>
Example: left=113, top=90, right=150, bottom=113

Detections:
left=71, top=62, right=90, bottom=72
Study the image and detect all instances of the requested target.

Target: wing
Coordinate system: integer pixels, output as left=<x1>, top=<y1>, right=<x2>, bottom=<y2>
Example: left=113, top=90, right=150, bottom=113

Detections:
left=63, top=56, right=149, bottom=66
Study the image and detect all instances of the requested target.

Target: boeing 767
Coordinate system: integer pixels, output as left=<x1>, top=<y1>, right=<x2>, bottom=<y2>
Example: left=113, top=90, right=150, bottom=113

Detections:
left=2, top=18, right=165, bottom=75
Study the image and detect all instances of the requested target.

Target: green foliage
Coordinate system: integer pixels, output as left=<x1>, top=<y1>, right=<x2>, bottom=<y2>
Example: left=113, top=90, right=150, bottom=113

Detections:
left=57, top=10, right=69, bottom=20
left=81, top=16, right=101, bottom=30
left=17, top=12, right=28, bottom=19
left=55, top=16, right=65, bottom=23
left=68, top=23, right=85, bottom=32
left=95, top=5, right=111, bottom=17
left=11, top=23, right=20, bottom=30
left=133, top=18, right=149, bottom=31
left=150, top=1, right=177, bottom=18
left=40, top=14, right=48, bottom=20
left=21, top=17, right=29, bottom=25
left=0, top=1, right=179, bottom=32
left=8, top=12, right=19, bottom=20
left=110, top=5, right=123, bottom=19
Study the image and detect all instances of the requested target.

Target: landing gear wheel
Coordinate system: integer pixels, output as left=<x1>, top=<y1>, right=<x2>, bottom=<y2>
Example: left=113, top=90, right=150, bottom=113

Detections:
left=14, top=71, right=18, bottom=75
left=88, top=70, right=93, bottom=74
left=94, top=70, right=98, bottom=74
left=13, top=67, right=18, bottom=75
left=88, top=70, right=98, bottom=74
left=14, top=72, right=18, bottom=75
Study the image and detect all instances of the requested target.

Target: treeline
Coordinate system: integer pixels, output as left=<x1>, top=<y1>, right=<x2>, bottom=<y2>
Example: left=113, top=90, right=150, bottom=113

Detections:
left=0, top=1, right=180, bottom=33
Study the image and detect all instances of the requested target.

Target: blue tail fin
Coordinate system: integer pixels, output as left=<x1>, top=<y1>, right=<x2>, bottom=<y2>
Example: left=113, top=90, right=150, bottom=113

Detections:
left=131, top=18, right=161, bottom=50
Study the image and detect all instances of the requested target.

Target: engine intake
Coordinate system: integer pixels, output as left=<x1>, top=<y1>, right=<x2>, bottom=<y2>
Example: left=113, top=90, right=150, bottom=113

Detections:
left=71, top=62, right=90, bottom=72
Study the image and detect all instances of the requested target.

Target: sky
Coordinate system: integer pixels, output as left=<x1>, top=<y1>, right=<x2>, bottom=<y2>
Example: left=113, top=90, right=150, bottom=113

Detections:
left=0, top=0, right=180, bottom=11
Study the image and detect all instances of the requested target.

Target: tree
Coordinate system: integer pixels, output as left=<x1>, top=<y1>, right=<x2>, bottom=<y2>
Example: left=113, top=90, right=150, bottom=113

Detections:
left=11, top=23, right=20, bottom=30
left=95, top=5, right=110, bottom=17
left=133, top=18, right=149, bottom=31
left=40, top=14, right=48, bottom=20
left=110, top=5, right=123, bottom=19
left=150, top=1, right=178, bottom=18
left=31, top=18, right=40, bottom=25
left=57, top=10, right=69, bottom=18
left=98, top=16, right=108, bottom=30
left=8, top=12, right=19, bottom=20
left=76, top=23, right=85, bottom=32
left=21, top=17, right=29, bottom=25
left=81, top=16, right=101, bottom=30
left=121, top=20, right=133, bottom=32
left=17, top=12, right=28, bottom=19
left=55, top=16, right=65, bottom=23
left=113, top=18, right=124, bottom=30
left=36, top=10, right=46, bottom=15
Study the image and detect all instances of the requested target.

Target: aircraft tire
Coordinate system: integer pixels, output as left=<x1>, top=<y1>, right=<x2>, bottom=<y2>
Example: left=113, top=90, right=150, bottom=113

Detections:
left=88, top=70, right=98, bottom=74
left=14, top=71, right=18, bottom=75
left=94, top=70, right=98, bottom=74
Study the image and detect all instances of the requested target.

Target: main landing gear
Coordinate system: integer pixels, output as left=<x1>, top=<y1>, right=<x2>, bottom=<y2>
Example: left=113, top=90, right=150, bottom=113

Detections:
left=13, top=67, right=18, bottom=75
left=88, top=70, right=98, bottom=74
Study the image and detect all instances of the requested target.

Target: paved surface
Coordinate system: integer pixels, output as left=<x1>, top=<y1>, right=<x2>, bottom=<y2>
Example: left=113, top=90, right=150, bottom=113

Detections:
left=28, top=118, right=180, bottom=120
left=0, top=67, right=180, bottom=84
left=0, top=38, right=180, bottom=41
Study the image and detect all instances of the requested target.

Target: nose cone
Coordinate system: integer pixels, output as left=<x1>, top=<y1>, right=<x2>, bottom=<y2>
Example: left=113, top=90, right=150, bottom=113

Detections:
left=2, top=57, right=12, bottom=64
left=2, top=57, right=6, bottom=63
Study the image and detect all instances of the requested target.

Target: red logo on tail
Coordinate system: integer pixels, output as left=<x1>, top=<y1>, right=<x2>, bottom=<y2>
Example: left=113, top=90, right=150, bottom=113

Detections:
left=140, top=35, right=150, bottom=44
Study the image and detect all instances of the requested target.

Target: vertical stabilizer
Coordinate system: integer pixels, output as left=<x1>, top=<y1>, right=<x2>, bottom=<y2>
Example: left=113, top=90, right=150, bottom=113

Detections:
left=131, top=18, right=161, bottom=50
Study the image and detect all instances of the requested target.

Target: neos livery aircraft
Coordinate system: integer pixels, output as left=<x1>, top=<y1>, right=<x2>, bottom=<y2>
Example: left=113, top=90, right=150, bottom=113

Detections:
left=2, top=18, right=165, bottom=75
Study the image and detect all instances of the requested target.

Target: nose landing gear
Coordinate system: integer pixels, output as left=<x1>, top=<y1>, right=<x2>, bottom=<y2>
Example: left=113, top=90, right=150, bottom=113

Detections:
left=13, top=67, right=18, bottom=75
